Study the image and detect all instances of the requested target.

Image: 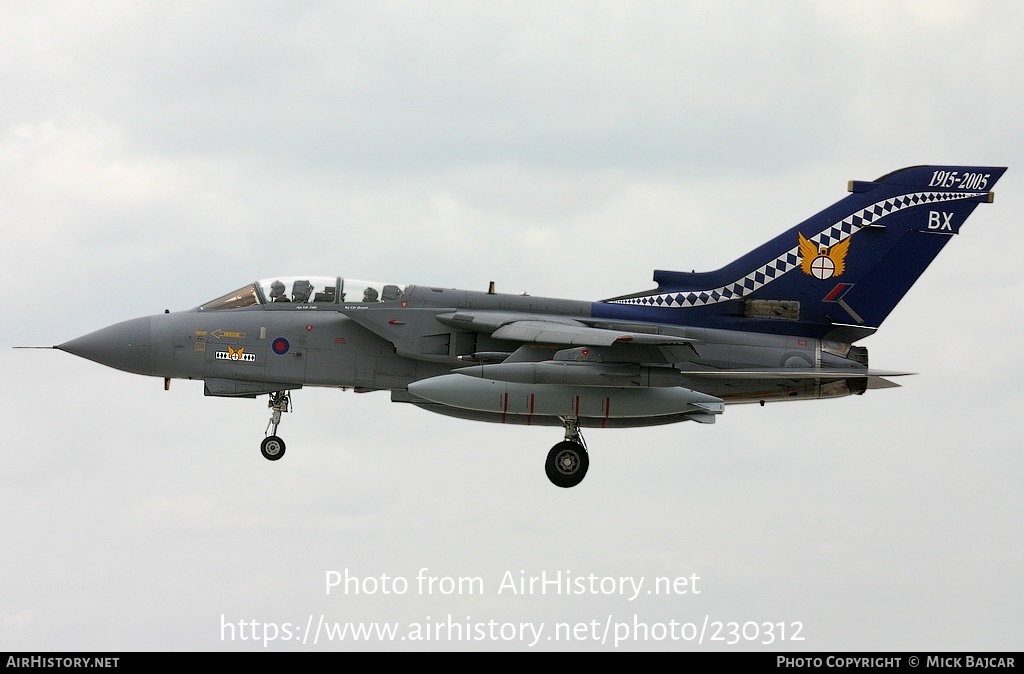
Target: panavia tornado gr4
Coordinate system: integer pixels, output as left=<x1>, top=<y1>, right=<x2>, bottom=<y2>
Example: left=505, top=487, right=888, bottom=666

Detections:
left=49, top=165, right=1005, bottom=487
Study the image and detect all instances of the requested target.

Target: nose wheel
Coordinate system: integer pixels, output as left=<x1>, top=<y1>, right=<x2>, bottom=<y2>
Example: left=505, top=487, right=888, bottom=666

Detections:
left=262, top=391, right=291, bottom=461
left=546, top=418, right=589, bottom=488
left=261, top=435, right=286, bottom=461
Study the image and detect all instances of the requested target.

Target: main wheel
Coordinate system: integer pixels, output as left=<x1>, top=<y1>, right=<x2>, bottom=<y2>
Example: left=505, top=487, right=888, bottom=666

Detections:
left=545, top=441, right=589, bottom=488
left=261, top=435, right=286, bottom=461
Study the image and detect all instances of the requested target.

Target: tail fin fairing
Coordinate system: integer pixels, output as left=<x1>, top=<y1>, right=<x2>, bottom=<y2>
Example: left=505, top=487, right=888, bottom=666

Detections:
left=595, top=166, right=1006, bottom=338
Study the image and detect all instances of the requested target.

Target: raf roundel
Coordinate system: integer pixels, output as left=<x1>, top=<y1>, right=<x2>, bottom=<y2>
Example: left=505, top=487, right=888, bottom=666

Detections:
left=272, top=338, right=290, bottom=355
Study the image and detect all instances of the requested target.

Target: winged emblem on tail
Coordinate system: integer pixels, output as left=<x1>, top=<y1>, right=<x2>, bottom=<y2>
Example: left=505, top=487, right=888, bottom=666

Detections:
left=799, top=232, right=851, bottom=280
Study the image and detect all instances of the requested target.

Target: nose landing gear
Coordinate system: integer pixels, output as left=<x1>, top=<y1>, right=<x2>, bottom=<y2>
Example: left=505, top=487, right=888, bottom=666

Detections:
left=546, top=417, right=589, bottom=488
left=261, top=390, right=291, bottom=461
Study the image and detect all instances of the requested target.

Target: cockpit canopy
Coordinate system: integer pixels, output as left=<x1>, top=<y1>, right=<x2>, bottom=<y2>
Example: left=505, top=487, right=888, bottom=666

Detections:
left=198, top=277, right=406, bottom=311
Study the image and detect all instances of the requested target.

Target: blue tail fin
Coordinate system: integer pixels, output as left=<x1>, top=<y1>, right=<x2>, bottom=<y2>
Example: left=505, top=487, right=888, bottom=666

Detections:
left=598, top=166, right=1006, bottom=338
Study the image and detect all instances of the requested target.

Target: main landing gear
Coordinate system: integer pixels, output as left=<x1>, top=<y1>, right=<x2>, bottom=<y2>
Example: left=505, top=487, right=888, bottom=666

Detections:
left=261, top=390, right=291, bottom=461
left=546, top=417, right=589, bottom=488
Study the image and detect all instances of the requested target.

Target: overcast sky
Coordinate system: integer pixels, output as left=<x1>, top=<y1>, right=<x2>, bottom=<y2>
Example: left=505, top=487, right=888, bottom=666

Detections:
left=2, top=1, right=1022, bottom=652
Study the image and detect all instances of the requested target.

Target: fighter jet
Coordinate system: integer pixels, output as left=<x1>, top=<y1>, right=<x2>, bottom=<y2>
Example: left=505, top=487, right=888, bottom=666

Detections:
left=46, top=165, right=1005, bottom=487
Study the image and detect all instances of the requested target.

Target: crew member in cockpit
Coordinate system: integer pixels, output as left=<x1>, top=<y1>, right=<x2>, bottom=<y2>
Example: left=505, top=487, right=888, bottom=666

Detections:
left=363, top=287, right=379, bottom=302
left=269, top=280, right=290, bottom=302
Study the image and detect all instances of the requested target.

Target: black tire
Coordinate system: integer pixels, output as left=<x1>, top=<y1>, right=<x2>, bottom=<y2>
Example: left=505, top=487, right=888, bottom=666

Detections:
left=261, top=435, right=286, bottom=461
left=545, top=441, right=589, bottom=488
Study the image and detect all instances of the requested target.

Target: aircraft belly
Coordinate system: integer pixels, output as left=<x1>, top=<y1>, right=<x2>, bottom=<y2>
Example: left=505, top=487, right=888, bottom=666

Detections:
left=679, top=376, right=860, bottom=403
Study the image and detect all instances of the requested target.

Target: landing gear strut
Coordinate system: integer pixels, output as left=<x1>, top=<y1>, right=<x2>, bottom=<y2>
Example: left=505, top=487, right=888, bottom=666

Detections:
left=546, top=417, right=589, bottom=488
left=261, top=390, right=291, bottom=461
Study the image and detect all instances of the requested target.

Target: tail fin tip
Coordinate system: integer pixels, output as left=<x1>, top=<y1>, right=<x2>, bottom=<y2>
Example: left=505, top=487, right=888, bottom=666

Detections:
left=602, top=165, right=1007, bottom=336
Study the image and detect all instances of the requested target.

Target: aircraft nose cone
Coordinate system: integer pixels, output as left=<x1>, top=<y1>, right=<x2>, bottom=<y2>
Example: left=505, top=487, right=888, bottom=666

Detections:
left=57, top=316, right=156, bottom=376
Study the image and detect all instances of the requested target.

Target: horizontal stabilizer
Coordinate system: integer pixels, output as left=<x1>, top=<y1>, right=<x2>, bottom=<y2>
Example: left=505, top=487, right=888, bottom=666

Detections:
left=866, top=377, right=902, bottom=389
